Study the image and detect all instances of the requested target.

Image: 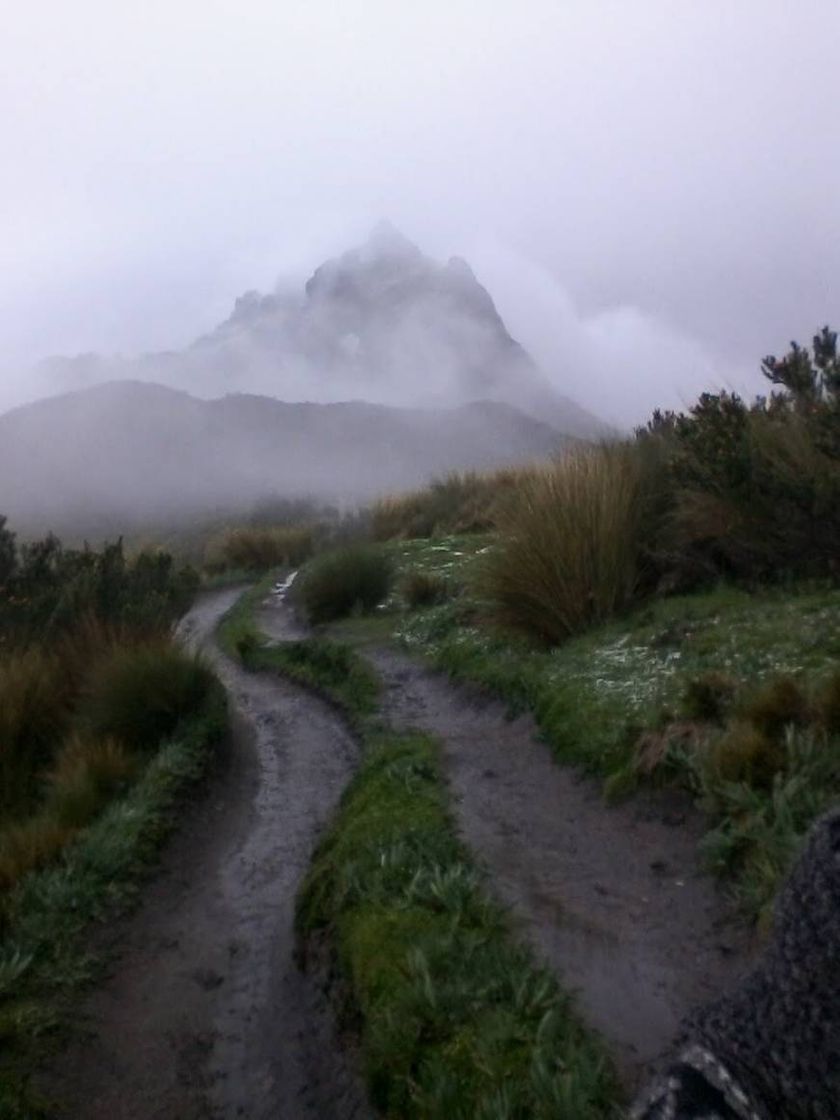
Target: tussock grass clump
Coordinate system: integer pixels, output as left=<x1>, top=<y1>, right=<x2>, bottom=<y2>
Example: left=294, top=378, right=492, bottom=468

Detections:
left=77, top=642, right=216, bottom=752
left=0, top=648, right=73, bottom=820
left=0, top=737, right=136, bottom=888
left=816, top=668, right=840, bottom=735
left=0, top=817, right=72, bottom=891
left=700, top=727, right=840, bottom=928
left=708, top=721, right=783, bottom=789
left=740, top=676, right=810, bottom=739
left=371, top=467, right=537, bottom=541
left=681, top=671, right=738, bottom=724
left=45, top=735, right=137, bottom=829
left=205, top=524, right=315, bottom=574
left=480, top=443, right=651, bottom=644
left=402, top=570, right=451, bottom=609
left=298, top=545, right=392, bottom=624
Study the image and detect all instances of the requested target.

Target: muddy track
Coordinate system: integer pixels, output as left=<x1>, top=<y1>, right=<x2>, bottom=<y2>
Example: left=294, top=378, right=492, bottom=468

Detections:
left=366, top=645, right=755, bottom=1092
left=40, top=588, right=369, bottom=1120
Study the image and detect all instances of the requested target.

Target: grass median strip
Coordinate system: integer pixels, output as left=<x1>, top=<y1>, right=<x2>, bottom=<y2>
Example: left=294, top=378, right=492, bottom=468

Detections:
left=222, top=586, right=620, bottom=1118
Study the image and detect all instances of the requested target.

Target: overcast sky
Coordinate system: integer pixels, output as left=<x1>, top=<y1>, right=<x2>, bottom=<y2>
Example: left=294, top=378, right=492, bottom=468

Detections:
left=2, top=1, right=838, bottom=423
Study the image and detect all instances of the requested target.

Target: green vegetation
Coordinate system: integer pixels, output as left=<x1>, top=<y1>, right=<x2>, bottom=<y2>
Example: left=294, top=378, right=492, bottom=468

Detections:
left=0, top=682, right=227, bottom=1117
left=299, top=731, right=616, bottom=1119
left=222, top=584, right=618, bottom=1117
left=359, top=328, right=840, bottom=923
left=0, top=517, right=226, bottom=1110
left=0, top=521, right=197, bottom=650
left=390, top=538, right=840, bottom=921
left=297, top=544, right=393, bottom=624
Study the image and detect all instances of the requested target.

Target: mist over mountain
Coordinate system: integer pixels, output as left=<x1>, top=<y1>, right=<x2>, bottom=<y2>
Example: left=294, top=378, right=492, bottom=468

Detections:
left=0, top=381, right=567, bottom=536
left=32, top=225, right=605, bottom=438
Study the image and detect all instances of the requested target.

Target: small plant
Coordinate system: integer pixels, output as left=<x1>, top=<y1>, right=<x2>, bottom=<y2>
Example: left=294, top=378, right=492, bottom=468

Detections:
left=298, top=546, right=393, bottom=624
left=44, top=735, right=137, bottom=829
left=815, top=668, right=840, bottom=735
left=0, top=648, right=73, bottom=820
left=681, top=671, right=738, bottom=724
left=77, top=640, right=216, bottom=752
left=741, top=675, right=809, bottom=740
left=403, top=570, right=451, bottom=609
left=708, top=720, right=784, bottom=789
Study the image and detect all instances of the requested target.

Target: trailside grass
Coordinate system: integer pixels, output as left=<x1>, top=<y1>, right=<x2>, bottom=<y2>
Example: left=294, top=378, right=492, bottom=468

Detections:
left=219, top=583, right=621, bottom=1118
left=0, top=684, right=227, bottom=1118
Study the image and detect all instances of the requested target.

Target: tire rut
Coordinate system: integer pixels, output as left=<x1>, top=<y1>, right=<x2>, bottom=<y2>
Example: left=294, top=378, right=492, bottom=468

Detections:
left=366, top=644, right=755, bottom=1092
left=39, top=588, right=370, bottom=1120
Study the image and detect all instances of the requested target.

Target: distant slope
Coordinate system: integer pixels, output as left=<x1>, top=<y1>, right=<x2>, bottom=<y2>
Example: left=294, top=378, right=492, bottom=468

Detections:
left=33, top=225, right=607, bottom=439
left=0, top=381, right=566, bottom=534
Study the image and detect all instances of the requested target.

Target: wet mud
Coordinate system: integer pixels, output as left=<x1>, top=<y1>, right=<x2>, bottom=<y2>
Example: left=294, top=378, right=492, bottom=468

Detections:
left=41, top=588, right=369, bottom=1120
left=367, top=646, right=755, bottom=1091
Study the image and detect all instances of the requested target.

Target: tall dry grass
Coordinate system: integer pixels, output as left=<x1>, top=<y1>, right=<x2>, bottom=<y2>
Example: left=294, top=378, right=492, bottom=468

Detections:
left=480, top=443, right=652, bottom=644
left=205, top=524, right=315, bottom=573
left=371, top=466, right=541, bottom=541
left=77, top=641, right=216, bottom=752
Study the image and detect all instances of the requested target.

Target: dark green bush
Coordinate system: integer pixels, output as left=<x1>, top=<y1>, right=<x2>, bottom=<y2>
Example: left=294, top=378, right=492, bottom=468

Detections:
left=0, top=522, right=197, bottom=650
left=298, top=546, right=392, bottom=624
left=641, top=328, right=840, bottom=588
left=78, top=641, right=216, bottom=752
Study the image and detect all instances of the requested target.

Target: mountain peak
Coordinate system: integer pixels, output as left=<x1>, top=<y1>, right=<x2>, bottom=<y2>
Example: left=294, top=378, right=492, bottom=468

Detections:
left=363, top=220, right=422, bottom=261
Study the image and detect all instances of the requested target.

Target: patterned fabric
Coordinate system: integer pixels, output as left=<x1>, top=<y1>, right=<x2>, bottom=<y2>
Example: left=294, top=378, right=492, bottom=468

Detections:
left=631, top=807, right=840, bottom=1120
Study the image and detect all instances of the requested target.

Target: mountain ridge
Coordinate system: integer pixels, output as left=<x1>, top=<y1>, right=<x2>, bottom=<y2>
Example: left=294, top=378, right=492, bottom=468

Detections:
left=0, top=380, right=567, bottom=535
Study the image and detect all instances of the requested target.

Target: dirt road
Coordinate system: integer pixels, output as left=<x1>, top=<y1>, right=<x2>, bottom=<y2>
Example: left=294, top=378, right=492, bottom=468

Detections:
left=367, top=646, right=754, bottom=1091
left=41, top=588, right=369, bottom=1120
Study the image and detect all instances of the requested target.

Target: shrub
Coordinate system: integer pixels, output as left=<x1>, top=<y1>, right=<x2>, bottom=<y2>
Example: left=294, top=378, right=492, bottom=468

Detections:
left=77, top=641, right=216, bottom=752
left=205, top=524, right=314, bottom=573
left=403, top=571, right=451, bottom=609
left=479, top=443, right=653, bottom=644
left=681, top=671, right=738, bottom=724
left=298, top=546, right=393, bottom=624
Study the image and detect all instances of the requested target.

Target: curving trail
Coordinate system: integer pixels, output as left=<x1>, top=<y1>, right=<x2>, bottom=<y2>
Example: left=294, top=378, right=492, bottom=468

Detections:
left=365, top=644, right=755, bottom=1092
left=40, top=588, right=369, bottom=1120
